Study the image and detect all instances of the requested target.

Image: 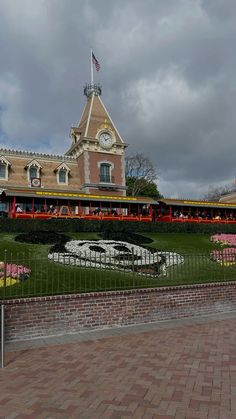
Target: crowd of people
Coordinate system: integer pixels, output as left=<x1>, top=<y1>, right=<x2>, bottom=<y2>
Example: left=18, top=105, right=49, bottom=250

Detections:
left=172, top=210, right=236, bottom=221
left=15, top=204, right=58, bottom=214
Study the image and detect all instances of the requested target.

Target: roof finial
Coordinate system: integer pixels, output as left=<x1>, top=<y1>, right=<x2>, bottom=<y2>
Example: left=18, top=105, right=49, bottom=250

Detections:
left=84, top=83, right=102, bottom=98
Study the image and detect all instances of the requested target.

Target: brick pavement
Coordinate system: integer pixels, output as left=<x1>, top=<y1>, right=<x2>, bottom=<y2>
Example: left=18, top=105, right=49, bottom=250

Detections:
left=1, top=313, right=236, bottom=418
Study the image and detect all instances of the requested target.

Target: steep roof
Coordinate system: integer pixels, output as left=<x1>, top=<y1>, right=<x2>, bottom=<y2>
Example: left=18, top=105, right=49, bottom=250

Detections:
left=68, top=92, right=125, bottom=147
left=219, top=193, right=236, bottom=203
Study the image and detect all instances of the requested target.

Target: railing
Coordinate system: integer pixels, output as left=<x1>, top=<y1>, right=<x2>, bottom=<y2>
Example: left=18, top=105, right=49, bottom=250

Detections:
left=100, top=175, right=115, bottom=183
left=11, top=211, right=236, bottom=223
left=13, top=212, right=153, bottom=221
left=0, top=248, right=236, bottom=300
left=159, top=215, right=236, bottom=224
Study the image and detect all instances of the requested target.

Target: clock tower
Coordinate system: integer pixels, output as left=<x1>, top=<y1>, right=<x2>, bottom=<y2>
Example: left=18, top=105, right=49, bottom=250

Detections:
left=65, top=84, right=127, bottom=196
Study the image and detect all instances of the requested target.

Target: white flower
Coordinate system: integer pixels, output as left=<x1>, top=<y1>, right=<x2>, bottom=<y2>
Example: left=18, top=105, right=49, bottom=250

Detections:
left=48, top=240, right=184, bottom=278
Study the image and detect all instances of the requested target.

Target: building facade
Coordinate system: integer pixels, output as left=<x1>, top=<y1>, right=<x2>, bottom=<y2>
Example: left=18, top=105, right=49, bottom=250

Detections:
left=0, top=84, right=127, bottom=199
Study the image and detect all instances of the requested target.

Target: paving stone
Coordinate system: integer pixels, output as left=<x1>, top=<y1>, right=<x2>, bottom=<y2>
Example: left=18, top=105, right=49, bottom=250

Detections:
left=1, top=312, right=236, bottom=417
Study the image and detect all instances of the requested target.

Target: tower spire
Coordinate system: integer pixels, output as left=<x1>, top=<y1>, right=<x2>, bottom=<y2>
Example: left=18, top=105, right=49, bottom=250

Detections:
left=84, top=49, right=102, bottom=98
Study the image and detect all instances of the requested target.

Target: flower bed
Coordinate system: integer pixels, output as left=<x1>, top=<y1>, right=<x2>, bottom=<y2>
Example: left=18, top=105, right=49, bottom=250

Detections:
left=210, top=234, right=236, bottom=265
left=0, top=262, right=31, bottom=287
left=211, top=234, right=236, bottom=246
left=211, top=248, right=236, bottom=266
left=48, top=240, right=184, bottom=277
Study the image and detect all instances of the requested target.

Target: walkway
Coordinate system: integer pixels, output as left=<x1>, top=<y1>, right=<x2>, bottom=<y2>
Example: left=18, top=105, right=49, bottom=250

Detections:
left=1, top=312, right=236, bottom=418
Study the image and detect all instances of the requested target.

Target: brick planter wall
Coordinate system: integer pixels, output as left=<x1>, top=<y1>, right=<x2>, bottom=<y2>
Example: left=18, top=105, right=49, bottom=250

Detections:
left=3, top=282, right=236, bottom=342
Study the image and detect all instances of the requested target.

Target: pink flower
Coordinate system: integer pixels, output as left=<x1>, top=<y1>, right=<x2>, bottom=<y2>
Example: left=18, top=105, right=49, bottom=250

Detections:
left=211, top=248, right=236, bottom=263
left=0, top=263, right=31, bottom=281
left=211, top=234, right=236, bottom=246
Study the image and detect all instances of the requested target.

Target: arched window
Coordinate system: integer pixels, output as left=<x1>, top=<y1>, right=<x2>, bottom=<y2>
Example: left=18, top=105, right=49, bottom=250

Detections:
left=29, top=166, right=37, bottom=180
left=0, top=163, right=6, bottom=179
left=100, top=163, right=111, bottom=183
left=26, top=160, right=42, bottom=185
left=59, top=169, right=66, bottom=183
left=55, top=163, right=70, bottom=185
left=0, top=156, right=11, bottom=180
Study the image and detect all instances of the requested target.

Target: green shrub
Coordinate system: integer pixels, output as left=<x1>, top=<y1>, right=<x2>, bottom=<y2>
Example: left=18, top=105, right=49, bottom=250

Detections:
left=1, top=218, right=236, bottom=234
left=15, top=231, right=70, bottom=244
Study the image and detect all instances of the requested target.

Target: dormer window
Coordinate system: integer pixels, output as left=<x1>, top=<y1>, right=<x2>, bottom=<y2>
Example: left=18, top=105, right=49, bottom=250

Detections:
left=0, top=163, right=6, bottom=179
left=29, top=166, right=37, bottom=180
left=25, top=160, right=42, bottom=185
left=54, top=163, right=70, bottom=185
left=59, top=169, right=66, bottom=183
left=0, top=156, right=11, bottom=181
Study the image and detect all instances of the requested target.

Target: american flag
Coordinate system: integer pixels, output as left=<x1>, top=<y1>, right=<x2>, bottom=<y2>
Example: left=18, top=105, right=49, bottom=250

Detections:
left=92, top=52, right=100, bottom=71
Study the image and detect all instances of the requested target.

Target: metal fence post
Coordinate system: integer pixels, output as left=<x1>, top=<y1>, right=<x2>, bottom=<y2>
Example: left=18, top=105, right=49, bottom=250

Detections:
left=1, top=303, right=4, bottom=368
left=3, top=249, right=7, bottom=299
left=1, top=249, right=7, bottom=368
left=131, top=247, right=135, bottom=289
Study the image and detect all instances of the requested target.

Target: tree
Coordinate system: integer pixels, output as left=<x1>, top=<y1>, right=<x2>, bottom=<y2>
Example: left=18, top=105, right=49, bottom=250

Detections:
left=126, top=177, right=162, bottom=198
left=125, top=153, right=161, bottom=198
left=203, top=183, right=236, bottom=202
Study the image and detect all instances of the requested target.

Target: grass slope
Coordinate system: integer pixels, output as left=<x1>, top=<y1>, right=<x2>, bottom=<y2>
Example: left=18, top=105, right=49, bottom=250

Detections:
left=0, top=232, right=235, bottom=299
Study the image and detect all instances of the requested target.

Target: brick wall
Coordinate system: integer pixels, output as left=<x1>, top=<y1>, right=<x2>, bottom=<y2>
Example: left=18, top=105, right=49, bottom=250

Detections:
left=3, top=282, right=236, bottom=342
left=88, top=151, right=123, bottom=186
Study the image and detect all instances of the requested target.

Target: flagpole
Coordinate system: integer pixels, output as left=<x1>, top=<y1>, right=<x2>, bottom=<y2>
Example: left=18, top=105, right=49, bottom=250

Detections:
left=90, top=48, right=94, bottom=85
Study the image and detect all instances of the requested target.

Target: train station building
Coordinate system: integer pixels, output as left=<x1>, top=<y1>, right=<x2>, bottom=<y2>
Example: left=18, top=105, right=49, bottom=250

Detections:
left=0, top=84, right=156, bottom=219
left=0, top=83, right=127, bottom=201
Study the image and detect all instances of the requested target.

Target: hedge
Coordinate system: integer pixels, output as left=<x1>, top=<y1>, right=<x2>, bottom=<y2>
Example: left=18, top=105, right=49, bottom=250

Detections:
left=1, top=218, right=236, bottom=234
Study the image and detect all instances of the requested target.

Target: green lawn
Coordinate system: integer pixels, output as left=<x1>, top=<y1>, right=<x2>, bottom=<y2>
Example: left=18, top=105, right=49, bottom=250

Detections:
left=0, top=232, right=235, bottom=299
left=146, top=233, right=236, bottom=283
left=145, top=233, right=223, bottom=252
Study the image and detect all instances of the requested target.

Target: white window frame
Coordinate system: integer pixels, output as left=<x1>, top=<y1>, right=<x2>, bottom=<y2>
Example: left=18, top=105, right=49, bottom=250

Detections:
left=0, top=156, right=11, bottom=181
left=55, top=163, right=70, bottom=185
left=98, top=160, right=114, bottom=183
left=26, top=160, right=42, bottom=184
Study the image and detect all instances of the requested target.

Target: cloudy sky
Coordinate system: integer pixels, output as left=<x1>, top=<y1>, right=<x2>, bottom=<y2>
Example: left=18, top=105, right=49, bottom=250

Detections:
left=0, top=0, right=235, bottom=198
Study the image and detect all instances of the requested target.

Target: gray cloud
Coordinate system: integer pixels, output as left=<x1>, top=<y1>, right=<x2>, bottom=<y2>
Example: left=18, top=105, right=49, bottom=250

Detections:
left=0, top=0, right=235, bottom=198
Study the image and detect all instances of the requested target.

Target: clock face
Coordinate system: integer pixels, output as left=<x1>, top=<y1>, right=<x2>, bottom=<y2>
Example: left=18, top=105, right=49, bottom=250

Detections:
left=31, top=177, right=41, bottom=187
left=99, top=132, right=113, bottom=149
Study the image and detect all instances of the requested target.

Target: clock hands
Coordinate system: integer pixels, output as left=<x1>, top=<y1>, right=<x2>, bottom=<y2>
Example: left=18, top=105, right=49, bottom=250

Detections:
left=99, top=132, right=112, bottom=148
left=102, top=133, right=110, bottom=142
